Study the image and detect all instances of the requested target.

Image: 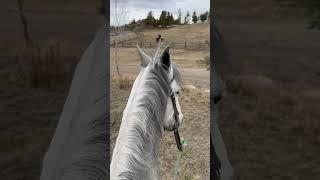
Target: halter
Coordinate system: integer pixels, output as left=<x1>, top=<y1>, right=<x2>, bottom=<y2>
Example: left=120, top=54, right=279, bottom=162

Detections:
left=169, top=79, right=183, bottom=151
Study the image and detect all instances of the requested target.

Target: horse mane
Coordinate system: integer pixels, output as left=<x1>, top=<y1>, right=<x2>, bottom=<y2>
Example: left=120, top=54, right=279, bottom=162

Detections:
left=111, top=60, right=170, bottom=179
left=40, top=26, right=108, bottom=180
left=111, top=45, right=183, bottom=179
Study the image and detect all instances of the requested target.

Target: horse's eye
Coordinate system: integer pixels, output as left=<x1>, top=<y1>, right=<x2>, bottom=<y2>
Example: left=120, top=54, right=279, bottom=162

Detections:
left=176, top=91, right=180, bottom=95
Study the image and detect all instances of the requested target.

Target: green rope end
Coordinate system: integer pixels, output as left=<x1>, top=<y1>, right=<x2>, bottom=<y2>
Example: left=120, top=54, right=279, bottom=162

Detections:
left=181, top=138, right=187, bottom=146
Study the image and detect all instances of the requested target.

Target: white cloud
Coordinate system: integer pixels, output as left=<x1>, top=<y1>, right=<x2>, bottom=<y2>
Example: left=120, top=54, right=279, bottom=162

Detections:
left=110, top=0, right=210, bottom=26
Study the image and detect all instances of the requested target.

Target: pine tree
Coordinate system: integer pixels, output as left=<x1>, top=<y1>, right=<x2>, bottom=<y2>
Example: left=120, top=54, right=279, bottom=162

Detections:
left=152, top=18, right=158, bottom=27
left=192, top=11, right=198, bottom=23
left=159, top=10, right=167, bottom=27
left=175, top=8, right=182, bottom=25
left=128, top=19, right=136, bottom=31
left=200, top=11, right=208, bottom=22
left=205, top=11, right=209, bottom=21
left=145, top=11, right=155, bottom=26
left=169, top=13, right=174, bottom=25
left=166, top=11, right=170, bottom=26
left=185, top=11, right=190, bottom=24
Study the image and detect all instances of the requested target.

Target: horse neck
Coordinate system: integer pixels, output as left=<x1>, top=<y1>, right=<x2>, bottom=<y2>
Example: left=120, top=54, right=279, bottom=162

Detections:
left=111, top=68, right=168, bottom=179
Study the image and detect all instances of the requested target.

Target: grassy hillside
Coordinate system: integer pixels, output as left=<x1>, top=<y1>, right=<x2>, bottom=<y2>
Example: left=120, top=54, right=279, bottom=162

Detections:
left=142, top=22, right=209, bottom=43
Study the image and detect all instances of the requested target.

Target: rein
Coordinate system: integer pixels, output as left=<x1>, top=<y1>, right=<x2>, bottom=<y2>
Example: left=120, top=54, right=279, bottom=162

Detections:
left=170, top=89, right=183, bottom=151
left=171, top=90, right=184, bottom=179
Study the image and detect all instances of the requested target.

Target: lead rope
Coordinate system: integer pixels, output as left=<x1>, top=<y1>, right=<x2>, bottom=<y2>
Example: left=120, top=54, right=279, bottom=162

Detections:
left=173, top=138, right=187, bottom=180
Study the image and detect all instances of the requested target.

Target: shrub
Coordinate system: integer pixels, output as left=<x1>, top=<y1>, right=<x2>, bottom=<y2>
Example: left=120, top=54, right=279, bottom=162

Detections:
left=198, top=56, right=210, bottom=70
left=13, top=40, right=79, bottom=90
left=112, top=74, right=135, bottom=90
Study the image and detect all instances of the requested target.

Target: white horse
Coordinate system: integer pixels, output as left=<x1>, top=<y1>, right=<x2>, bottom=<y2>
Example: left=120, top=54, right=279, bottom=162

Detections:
left=110, top=45, right=183, bottom=179
left=39, top=26, right=108, bottom=180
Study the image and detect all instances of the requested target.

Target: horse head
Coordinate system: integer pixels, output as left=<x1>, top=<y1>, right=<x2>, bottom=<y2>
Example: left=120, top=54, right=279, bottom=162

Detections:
left=137, top=45, right=183, bottom=131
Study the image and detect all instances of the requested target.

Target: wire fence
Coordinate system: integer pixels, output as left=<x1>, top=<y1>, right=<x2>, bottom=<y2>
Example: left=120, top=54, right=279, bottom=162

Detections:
left=110, top=35, right=209, bottom=50
left=110, top=33, right=139, bottom=45
left=112, top=41, right=210, bottom=50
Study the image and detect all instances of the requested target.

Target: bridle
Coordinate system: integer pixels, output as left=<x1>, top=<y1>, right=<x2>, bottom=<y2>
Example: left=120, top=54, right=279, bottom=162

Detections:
left=169, top=79, right=183, bottom=151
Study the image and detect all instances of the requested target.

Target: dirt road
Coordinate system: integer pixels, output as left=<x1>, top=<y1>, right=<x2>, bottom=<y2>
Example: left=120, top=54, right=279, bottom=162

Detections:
left=112, top=64, right=209, bottom=88
left=110, top=47, right=210, bottom=88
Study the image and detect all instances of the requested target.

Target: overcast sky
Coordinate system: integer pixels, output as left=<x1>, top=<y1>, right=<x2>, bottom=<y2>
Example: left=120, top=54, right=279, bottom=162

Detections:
left=110, top=0, right=210, bottom=26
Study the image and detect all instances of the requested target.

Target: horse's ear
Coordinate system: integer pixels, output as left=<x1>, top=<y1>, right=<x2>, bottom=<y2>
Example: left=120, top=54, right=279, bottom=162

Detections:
left=137, top=44, right=151, bottom=67
left=161, top=45, right=171, bottom=70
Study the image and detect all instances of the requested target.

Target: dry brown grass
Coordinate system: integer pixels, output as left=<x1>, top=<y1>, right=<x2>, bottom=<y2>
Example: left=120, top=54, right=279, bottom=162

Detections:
left=0, top=40, right=77, bottom=179
left=219, top=74, right=320, bottom=179
left=197, top=55, right=210, bottom=70
left=110, top=47, right=210, bottom=89
left=111, top=74, right=135, bottom=90
left=226, top=75, right=278, bottom=98
left=10, top=40, right=79, bottom=90
left=213, top=11, right=320, bottom=178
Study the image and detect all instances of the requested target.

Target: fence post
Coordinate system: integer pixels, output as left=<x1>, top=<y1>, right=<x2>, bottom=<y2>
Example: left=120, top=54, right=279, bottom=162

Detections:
left=140, top=41, right=143, bottom=48
left=150, top=42, right=151, bottom=48
left=171, top=42, right=174, bottom=49
left=185, top=42, right=187, bottom=49
left=199, top=42, right=201, bottom=49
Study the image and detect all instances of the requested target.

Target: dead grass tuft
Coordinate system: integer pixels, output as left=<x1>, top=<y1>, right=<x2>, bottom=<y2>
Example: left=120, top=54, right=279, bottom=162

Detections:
left=11, top=40, right=79, bottom=90
left=112, top=74, right=136, bottom=90
left=226, top=75, right=278, bottom=99
left=182, top=84, right=197, bottom=92
left=222, top=75, right=320, bottom=146
left=197, top=55, right=210, bottom=70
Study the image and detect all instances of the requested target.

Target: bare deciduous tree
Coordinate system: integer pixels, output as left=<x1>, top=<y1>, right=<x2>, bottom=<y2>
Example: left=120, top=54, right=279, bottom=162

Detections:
left=111, top=0, right=128, bottom=76
left=17, top=0, right=31, bottom=46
